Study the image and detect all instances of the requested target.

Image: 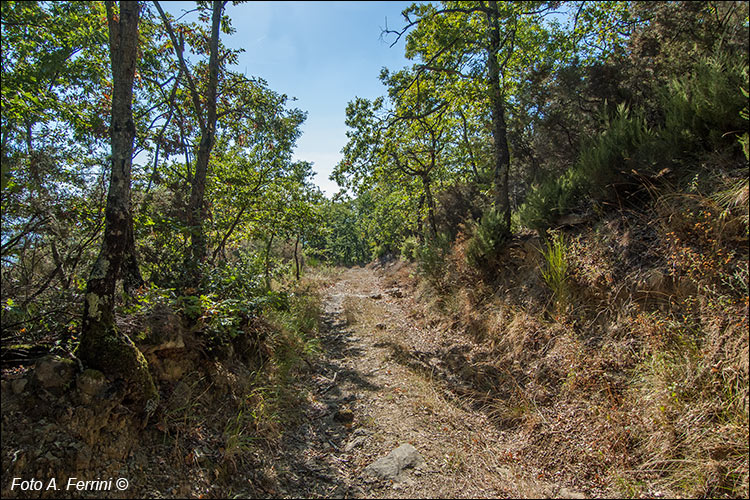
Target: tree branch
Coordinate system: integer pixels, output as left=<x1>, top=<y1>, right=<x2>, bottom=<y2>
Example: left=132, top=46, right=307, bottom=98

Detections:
left=153, top=0, right=207, bottom=132
left=146, top=66, right=182, bottom=193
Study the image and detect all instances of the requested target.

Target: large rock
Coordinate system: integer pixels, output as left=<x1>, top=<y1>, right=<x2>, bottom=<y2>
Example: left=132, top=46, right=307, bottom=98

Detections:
left=138, top=304, right=186, bottom=353
left=136, top=304, right=199, bottom=382
left=364, top=443, right=424, bottom=481
left=33, top=355, right=76, bottom=393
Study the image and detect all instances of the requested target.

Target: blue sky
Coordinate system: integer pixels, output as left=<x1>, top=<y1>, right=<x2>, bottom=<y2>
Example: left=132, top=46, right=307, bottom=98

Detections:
left=165, top=1, right=417, bottom=196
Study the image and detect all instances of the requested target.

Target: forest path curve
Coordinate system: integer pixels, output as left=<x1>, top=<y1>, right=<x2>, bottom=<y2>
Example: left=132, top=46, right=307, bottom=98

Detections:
left=271, top=265, right=582, bottom=499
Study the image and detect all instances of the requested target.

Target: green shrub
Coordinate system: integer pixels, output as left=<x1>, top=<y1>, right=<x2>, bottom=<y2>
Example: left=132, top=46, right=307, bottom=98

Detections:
left=305, top=255, right=322, bottom=268
left=416, top=232, right=451, bottom=289
left=466, top=207, right=510, bottom=269
left=662, top=51, right=749, bottom=155
left=736, top=67, right=749, bottom=160
left=579, top=103, right=655, bottom=192
left=518, top=50, right=749, bottom=234
left=372, top=242, right=390, bottom=259
left=518, top=173, right=582, bottom=232
left=204, top=251, right=265, bottom=298
left=519, top=104, right=654, bottom=232
left=399, top=236, right=419, bottom=261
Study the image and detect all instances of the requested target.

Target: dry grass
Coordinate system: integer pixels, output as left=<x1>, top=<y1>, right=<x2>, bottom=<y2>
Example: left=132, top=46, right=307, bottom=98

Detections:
left=399, top=186, right=749, bottom=498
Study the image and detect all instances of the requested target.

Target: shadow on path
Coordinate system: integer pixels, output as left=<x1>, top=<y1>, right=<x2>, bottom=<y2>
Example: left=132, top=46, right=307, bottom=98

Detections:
left=273, top=290, right=383, bottom=498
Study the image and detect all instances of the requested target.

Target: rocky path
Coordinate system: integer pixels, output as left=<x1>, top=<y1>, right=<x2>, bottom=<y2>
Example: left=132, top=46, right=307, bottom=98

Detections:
left=269, top=266, right=577, bottom=499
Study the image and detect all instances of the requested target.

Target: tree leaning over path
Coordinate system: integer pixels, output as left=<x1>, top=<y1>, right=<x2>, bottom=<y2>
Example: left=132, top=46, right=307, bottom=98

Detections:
left=77, top=0, right=158, bottom=412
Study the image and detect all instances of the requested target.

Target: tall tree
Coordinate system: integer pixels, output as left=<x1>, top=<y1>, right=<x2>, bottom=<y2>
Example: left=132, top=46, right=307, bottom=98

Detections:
left=154, top=0, right=224, bottom=287
left=207, top=76, right=307, bottom=265
left=386, top=1, right=561, bottom=235
left=335, top=69, right=455, bottom=244
left=78, top=0, right=157, bottom=410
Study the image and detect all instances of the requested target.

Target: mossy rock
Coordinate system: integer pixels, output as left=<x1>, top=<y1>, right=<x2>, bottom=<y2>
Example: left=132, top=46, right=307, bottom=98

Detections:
left=138, top=304, right=186, bottom=351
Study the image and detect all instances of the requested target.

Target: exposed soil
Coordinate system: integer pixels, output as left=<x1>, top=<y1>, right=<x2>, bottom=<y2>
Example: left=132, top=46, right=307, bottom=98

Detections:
left=268, top=264, right=587, bottom=499
left=2, top=263, right=591, bottom=499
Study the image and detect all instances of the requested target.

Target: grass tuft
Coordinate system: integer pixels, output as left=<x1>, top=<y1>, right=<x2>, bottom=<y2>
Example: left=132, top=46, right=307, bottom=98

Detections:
left=540, top=232, right=570, bottom=311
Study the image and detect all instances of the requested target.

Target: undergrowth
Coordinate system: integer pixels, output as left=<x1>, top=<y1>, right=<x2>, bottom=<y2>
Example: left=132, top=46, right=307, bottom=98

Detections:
left=519, top=49, right=748, bottom=234
left=121, top=262, right=328, bottom=491
left=408, top=113, right=748, bottom=497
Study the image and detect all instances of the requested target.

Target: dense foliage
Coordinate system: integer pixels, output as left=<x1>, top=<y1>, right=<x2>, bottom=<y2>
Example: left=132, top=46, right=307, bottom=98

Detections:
left=0, top=1, right=328, bottom=360
left=332, top=1, right=747, bottom=258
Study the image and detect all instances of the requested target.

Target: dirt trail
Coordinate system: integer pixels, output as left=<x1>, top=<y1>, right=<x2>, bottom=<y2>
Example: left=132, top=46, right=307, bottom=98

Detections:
left=271, top=266, right=581, bottom=499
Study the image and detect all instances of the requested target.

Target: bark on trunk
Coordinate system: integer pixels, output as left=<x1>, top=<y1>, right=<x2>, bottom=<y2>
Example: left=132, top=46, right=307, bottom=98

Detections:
left=78, top=1, right=157, bottom=412
left=122, top=215, right=144, bottom=295
left=416, top=193, right=425, bottom=243
left=486, top=1, right=511, bottom=234
left=264, top=231, right=275, bottom=289
left=155, top=0, right=223, bottom=288
left=294, top=234, right=300, bottom=281
left=211, top=204, right=247, bottom=263
left=422, top=176, right=438, bottom=240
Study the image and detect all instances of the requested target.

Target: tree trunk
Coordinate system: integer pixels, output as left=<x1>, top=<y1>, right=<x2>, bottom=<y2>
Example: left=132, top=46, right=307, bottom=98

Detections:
left=184, top=0, right=222, bottom=287
left=78, top=1, right=157, bottom=412
left=422, top=175, right=438, bottom=240
left=211, top=204, right=246, bottom=264
left=416, top=193, right=425, bottom=242
left=122, top=215, right=144, bottom=295
left=294, top=234, right=300, bottom=281
left=156, top=0, right=223, bottom=287
left=485, top=1, right=512, bottom=234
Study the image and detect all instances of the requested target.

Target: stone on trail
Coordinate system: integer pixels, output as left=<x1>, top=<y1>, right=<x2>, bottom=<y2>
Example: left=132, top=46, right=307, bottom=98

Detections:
left=363, top=443, right=424, bottom=481
left=333, top=407, right=354, bottom=423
